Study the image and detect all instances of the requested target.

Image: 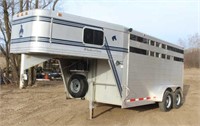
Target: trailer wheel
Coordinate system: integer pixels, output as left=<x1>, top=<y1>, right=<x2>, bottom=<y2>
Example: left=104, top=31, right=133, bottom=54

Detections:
left=159, top=90, right=173, bottom=112
left=173, top=89, right=183, bottom=109
left=67, top=74, right=88, bottom=98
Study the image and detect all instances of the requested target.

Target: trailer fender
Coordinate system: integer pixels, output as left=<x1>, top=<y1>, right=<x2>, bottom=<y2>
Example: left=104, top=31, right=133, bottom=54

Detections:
left=155, top=85, right=181, bottom=102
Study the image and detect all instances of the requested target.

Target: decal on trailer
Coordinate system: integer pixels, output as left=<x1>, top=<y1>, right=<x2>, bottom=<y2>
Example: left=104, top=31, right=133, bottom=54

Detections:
left=112, top=35, right=117, bottom=41
left=19, top=24, right=24, bottom=38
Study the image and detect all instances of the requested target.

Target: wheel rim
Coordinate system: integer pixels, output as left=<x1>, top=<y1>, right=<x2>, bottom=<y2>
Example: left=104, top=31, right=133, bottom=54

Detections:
left=176, top=93, right=181, bottom=105
left=166, top=95, right=172, bottom=108
left=70, top=79, right=81, bottom=93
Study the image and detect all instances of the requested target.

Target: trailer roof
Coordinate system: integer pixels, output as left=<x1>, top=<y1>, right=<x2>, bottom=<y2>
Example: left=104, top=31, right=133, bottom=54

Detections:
left=13, top=9, right=183, bottom=49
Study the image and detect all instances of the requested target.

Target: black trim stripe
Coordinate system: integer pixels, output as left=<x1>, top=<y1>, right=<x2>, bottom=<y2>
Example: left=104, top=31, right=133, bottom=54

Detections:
left=53, top=19, right=84, bottom=28
left=53, top=18, right=102, bottom=29
left=11, top=37, right=128, bottom=53
left=109, top=46, right=128, bottom=52
left=105, top=37, right=122, bottom=97
left=12, top=16, right=103, bottom=29
left=52, top=39, right=128, bottom=52
left=11, top=36, right=49, bottom=43
left=12, top=16, right=51, bottom=25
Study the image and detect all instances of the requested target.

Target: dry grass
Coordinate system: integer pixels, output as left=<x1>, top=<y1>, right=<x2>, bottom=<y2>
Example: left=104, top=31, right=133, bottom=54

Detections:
left=184, top=68, right=200, bottom=80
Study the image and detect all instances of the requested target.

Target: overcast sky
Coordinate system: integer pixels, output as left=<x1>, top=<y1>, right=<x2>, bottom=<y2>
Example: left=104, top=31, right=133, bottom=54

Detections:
left=59, top=0, right=200, bottom=45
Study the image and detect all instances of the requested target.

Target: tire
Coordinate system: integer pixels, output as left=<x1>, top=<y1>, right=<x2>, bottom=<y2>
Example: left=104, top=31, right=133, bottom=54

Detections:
left=67, top=74, right=88, bottom=98
left=159, top=90, right=173, bottom=112
left=173, top=89, right=183, bottom=109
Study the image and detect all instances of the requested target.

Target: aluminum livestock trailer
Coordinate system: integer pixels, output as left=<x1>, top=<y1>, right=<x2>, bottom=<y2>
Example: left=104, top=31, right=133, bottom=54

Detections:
left=10, top=9, right=184, bottom=119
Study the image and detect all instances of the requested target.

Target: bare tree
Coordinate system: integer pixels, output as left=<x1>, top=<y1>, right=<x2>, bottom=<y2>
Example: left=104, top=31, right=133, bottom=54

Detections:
left=178, top=33, right=200, bottom=49
left=179, top=33, right=200, bottom=68
left=178, top=38, right=186, bottom=48
left=0, top=0, right=60, bottom=85
left=188, top=33, right=200, bottom=48
left=11, top=0, right=15, bottom=16
left=26, top=0, right=29, bottom=11
left=2, top=0, right=11, bottom=81
left=35, top=0, right=38, bottom=9
left=20, top=0, right=23, bottom=12
left=52, top=0, right=58, bottom=10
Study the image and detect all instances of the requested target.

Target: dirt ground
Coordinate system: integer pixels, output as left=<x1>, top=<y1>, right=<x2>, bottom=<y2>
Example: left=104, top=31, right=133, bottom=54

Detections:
left=0, top=69, right=199, bottom=126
